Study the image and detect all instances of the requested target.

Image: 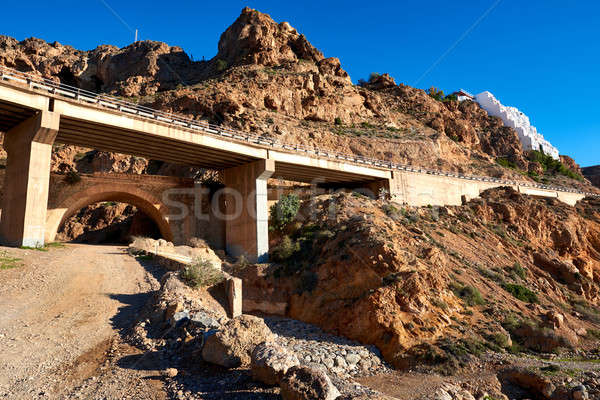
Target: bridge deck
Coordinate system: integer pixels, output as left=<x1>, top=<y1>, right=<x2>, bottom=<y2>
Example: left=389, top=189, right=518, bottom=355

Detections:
left=0, top=65, right=597, bottom=194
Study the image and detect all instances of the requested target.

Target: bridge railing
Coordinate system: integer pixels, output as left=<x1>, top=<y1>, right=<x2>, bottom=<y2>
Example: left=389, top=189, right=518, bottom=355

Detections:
left=0, top=65, right=597, bottom=197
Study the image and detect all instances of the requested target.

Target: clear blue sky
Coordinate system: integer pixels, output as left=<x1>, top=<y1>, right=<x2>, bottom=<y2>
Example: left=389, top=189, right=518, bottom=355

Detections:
left=1, top=1, right=599, bottom=166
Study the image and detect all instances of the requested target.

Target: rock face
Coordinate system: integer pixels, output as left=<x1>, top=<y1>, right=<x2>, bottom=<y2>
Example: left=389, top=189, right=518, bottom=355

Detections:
left=0, top=35, right=203, bottom=96
left=216, top=7, right=324, bottom=68
left=583, top=166, right=600, bottom=189
left=201, top=314, right=275, bottom=368
left=475, top=91, right=559, bottom=159
left=279, top=365, right=340, bottom=400
left=250, top=342, right=299, bottom=385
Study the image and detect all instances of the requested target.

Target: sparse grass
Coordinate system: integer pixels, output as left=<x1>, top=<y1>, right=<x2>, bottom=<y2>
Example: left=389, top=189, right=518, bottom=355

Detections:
left=431, top=297, right=449, bottom=312
left=587, top=329, right=600, bottom=340
left=180, top=258, right=224, bottom=288
left=20, top=242, right=64, bottom=252
left=449, top=282, right=485, bottom=306
left=503, top=283, right=538, bottom=303
left=510, top=262, right=527, bottom=280
left=0, top=251, right=22, bottom=270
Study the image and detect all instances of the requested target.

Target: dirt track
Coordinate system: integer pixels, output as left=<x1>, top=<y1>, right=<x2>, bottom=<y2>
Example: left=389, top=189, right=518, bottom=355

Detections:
left=0, top=244, right=166, bottom=399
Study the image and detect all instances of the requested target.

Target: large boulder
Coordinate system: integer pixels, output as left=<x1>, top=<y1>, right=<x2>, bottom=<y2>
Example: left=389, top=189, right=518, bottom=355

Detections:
left=501, top=367, right=555, bottom=399
left=201, top=315, right=274, bottom=368
left=251, top=342, right=299, bottom=385
left=280, top=366, right=340, bottom=400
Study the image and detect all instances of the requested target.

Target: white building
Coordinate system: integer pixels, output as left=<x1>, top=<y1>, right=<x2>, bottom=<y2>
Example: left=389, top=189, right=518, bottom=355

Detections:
left=475, top=91, right=559, bottom=160
left=452, top=89, right=475, bottom=102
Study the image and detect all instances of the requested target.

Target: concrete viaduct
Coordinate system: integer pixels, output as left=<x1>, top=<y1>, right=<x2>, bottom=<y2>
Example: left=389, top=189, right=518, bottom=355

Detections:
left=0, top=66, right=595, bottom=261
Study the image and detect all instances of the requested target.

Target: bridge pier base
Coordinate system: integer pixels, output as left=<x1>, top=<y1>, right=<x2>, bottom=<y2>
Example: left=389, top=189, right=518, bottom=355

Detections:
left=0, top=112, right=59, bottom=247
left=223, top=159, right=274, bottom=263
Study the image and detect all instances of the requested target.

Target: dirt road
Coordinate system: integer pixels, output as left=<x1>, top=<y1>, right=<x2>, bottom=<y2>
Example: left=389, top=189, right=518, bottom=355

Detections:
left=0, top=244, right=166, bottom=399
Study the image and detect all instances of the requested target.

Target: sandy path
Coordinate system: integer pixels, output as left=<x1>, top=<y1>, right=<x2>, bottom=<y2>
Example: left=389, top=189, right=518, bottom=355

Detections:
left=0, top=244, right=164, bottom=399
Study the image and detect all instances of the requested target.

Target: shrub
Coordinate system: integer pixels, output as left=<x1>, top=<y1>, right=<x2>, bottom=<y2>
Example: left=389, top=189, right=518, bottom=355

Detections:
left=510, top=262, right=527, bottom=280
left=270, top=236, right=300, bottom=262
left=369, top=72, right=381, bottom=82
left=64, top=170, right=81, bottom=184
left=490, top=332, right=510, bottom=349
left=334, top=117, right=342, bottom=126
left=503, top=283, right=538, bottom=303
left=269, top=194, right=300, bottom=231
left=215, top=59, right=228, bottom=72
left=180, top=258, right=224, bottom=288
left=496, top=157, right=517, bottom=169
left=450, top=282, right=485, bottom=306
left=431, top=298, right=449, bottom=312
left=528, top=150, right=584, bottom=181
left=587, top=329, right=600, bottom=340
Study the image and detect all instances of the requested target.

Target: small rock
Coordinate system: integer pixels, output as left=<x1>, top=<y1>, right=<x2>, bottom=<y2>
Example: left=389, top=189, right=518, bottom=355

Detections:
left=345, top=353, right=360, bottom=366
left=572, top=384, right=589, bottom=400
left=334, top=355, right=347, bottom=368
left=190, top=311, right=220, bottom=330
left=161, top=368, right=178, bottom=378
left=170, top=311, right=190, bottom=327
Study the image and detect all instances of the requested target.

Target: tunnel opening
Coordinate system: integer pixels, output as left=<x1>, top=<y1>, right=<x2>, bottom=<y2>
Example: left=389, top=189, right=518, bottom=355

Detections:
left=56, top=201, right=162, bottom=244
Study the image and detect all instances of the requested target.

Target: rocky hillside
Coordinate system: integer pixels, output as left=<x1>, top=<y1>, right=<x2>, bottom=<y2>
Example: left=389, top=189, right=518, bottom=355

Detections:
left=0, top=7, right=595, bottom=193
left=583, top=166, right=600, bottom=189
left=240, top=187, right=600, bottom=374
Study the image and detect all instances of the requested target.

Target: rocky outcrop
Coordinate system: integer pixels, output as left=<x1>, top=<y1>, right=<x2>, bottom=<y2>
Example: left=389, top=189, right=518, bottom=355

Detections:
left=0, top=35, right=203, bottom=96
left=583, top=165, right=600, bottom=189
left=216, top=7, right=324, bottom=68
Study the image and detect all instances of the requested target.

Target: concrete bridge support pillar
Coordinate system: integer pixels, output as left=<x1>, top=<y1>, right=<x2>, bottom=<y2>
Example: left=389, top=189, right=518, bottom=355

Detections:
left=223, top=159, right=274, bottom=263
left=0, top=111, right=59, bottom=247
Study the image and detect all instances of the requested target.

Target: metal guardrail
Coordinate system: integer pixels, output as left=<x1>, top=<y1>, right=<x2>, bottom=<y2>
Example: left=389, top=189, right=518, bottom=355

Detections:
left=0, top=65, right=597, bottom=198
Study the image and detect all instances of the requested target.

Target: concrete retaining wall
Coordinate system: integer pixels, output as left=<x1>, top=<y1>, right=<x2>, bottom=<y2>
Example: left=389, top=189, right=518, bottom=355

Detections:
left=389, top=171, right=586, bottom=207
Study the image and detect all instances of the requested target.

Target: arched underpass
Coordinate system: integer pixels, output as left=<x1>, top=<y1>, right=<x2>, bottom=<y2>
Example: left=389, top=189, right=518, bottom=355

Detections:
left=56, top=201, right=163, bottom=244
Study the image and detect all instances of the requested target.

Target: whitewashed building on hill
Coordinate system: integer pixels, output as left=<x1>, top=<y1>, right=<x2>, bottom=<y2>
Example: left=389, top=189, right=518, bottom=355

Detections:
left=475, top=91, right=559, bottom=160
left=451, top=89, right=474, bottom=102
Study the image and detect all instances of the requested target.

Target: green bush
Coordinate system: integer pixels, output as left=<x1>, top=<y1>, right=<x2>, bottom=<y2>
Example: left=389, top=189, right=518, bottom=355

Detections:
left=334, top=117, right=342, bottom=126
left=270, top=236, right=300, bottom=262
left=269, top=194, right=300, bottom=231
left=503, top=283, right=538, bottom=303
left=180, top=259, right=224, bottom=288
left=510, top=262, right=527, bottom=280
left=215, top=59, right=228, bottom=72
left=528, top=150, right=583, bottom=181
left=450, top=282, right=485, bottom=306
left=496, top=157, right=517, bottom=169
